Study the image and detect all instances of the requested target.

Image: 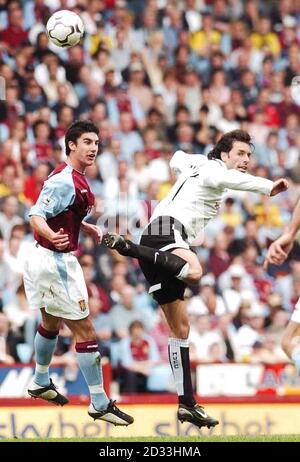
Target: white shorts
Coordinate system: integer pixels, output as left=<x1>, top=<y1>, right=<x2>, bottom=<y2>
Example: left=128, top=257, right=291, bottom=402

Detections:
left=291, top=299, right=300, bottom=324
left=23, top=243, right=89, bottom=320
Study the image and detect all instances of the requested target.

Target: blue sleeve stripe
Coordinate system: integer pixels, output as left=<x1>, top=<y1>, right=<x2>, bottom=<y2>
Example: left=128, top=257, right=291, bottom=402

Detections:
left=29, top=168, right=76, bottom=219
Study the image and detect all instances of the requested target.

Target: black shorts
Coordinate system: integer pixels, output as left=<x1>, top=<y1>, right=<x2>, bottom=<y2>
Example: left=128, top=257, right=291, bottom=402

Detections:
left=139, top=216, right=190, bottom=305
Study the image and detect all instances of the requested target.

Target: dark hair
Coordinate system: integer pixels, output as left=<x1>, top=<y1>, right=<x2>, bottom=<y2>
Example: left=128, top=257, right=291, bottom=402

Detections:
left=65, top=120, right=99, bottom=156
left=129, top=320, right=144, bottom=333
left=175, top=104, right=190, bottom=116
left=33, top=119, right=49, bottom=137
left=207, top=129, right=253, bottom=160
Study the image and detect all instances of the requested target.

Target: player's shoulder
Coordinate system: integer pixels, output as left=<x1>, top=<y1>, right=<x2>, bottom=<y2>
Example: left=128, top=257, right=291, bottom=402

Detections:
left=45, top=163, right=75, bottom=190
left=207, top=159, right=225, bottom=168
left=47, top=162, right=72, bottom=180
left=48, top=162, right=68, bottom=177
left=198, top=158, right=224, bottom=175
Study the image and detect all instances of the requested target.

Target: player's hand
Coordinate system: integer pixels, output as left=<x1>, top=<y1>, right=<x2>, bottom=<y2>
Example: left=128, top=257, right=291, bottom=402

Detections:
left=263, top=232, right=294, bottom=269
left=270, top=178, right=289, bottom=196
left=81, top=222, right=102, bottom=244
left=52, top=228, right=70, bottom=251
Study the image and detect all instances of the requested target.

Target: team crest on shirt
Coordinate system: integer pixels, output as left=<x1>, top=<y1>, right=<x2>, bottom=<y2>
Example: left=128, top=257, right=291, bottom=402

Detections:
left=78, top=299, right=87, bottom=312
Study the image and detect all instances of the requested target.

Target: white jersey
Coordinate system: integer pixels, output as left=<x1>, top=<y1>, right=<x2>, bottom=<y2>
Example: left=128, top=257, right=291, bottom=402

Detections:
left=150, top=151, right=273, bottom=245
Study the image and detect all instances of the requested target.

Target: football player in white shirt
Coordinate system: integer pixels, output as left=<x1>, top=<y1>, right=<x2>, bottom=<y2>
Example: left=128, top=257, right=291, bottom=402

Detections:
left=103, top=129, right=288, bottom=429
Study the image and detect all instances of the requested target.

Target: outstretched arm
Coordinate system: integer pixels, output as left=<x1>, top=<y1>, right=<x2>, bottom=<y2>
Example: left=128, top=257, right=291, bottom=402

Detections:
left=264, top=197, right=300, bottom=268
left=204, top=166, right=288, bottom=196
left=270, top=178, right=289, bottom=196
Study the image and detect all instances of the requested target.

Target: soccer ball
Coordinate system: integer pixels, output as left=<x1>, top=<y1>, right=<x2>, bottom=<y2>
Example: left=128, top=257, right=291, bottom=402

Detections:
left=46, top=10, right=84, bottom=48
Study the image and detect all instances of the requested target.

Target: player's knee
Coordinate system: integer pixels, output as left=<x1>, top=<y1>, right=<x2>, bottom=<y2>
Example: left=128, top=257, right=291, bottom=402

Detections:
left=42, top=320, right=61, bottom=332
left=81, top=329, right=96, bottom=342
left=187, top=266, right=203, bottom=285
left=73, top=322, right=96, bottom=343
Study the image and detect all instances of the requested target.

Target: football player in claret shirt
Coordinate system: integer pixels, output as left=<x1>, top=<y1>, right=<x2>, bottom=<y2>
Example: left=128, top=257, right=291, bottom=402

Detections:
left=103, top=129, right=288, bottom=429
left=24, top=120, right=133, bottom=426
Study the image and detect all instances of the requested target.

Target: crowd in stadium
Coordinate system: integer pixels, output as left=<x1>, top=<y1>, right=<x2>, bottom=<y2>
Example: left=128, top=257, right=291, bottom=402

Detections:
left=0, top=0, right=300, bottom=393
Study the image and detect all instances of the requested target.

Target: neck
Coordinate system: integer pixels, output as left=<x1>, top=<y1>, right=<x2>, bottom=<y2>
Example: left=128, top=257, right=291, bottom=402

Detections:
left=66, top=157, right=85, bottom=174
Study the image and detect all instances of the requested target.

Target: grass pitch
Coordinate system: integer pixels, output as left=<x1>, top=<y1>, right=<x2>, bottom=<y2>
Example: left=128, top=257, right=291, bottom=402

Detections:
left=1, top=435, right=300, bottom=442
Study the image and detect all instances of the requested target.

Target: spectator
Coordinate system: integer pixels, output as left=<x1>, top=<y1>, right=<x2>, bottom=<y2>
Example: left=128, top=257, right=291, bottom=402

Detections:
left=23, top=163, right=49, bottom=207
left=32, top=120, right=53, bottom=163
left=22, top=79, right=47, bottom=115
left=107, top=83, right=145, bottom=130
left=221, top=264, right=257, bottom=315
left=0, top=313, right=19, bottom=364
left=119, top=320, right=162, bottom=393
left=208, top=232, right=231, bottom=278
left=110, top=285, right=157, bottom=339
left=97, top=138, right=122, bottom=182
left=3, top=283, right=37, bottom=352
left=89, top=294, right=112, bottom=358
left=148, top=308, right=170, bottom=363
left=79, top=253, right=111, bottom=314
left=187, top=274, right=227, bottom=318
left=189, top=314, right=225, bottom=362
left=234, top=302, right=267, bottom=361
left=0, top=6, right=28, bottom=53
left=0, top=195, right=23, bottom=241
left=128, top=62, right=153, bottom=114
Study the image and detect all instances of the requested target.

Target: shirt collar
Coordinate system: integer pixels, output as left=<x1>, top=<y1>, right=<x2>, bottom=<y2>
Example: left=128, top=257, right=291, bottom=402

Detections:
left=213, top=158, right=227, bottom=168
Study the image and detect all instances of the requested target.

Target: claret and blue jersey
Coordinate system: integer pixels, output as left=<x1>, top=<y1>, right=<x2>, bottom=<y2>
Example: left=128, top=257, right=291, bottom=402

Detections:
left=29, top=162, right=95, bottom=252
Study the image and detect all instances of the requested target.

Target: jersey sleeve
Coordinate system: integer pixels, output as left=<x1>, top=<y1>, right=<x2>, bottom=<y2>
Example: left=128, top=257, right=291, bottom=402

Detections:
left=203, top=163, right=273, bottom=195
left=29, top=173, right=76, bottom=220
left=169, top=150, right=207, bottom=176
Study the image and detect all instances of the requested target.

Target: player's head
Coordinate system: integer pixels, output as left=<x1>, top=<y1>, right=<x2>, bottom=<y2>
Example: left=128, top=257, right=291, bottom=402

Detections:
left=207, top=129, right=253, bottom=172
left=65, top=120, right=99, bottom=156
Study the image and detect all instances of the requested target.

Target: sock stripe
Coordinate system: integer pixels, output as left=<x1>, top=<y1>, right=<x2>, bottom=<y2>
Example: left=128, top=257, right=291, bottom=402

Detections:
left=38, top=324, right=59, bottom=340
left=36, top=364, right=49, bottom=373
left=168, top=337, right=189, bottom=348
left=168, top=339, right=184, bottom=395
left=75, top=341, right=99, bottom=353
left=89, top=384, right=104, bottom=394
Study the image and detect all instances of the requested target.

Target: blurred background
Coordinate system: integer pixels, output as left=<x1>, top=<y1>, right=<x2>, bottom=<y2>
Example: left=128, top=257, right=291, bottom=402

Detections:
left=0, top=0, right=300, bottom=437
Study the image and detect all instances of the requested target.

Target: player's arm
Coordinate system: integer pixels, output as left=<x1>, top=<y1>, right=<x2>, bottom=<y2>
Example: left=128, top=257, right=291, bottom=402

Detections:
left=264, top=197, right=300, bottom=267
left=80, top=221, right=102, bottom=244
left=287, top=197, right=300, bottom=238
left=30, top=216, right=70, bottom=251
left=29, top=174, right=75, bottom=250
left=204, top=166, right=288, bottom=196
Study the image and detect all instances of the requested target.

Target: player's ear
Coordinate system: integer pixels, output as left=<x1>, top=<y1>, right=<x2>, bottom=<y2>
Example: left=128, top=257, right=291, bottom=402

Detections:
left=68, top=140, right=76, bottom=152
left=220, top=151, right=228, bottom=162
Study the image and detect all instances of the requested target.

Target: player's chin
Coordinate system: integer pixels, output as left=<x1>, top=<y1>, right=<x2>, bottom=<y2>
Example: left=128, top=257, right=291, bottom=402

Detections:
left=86, top=156, right=96, bottom=164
